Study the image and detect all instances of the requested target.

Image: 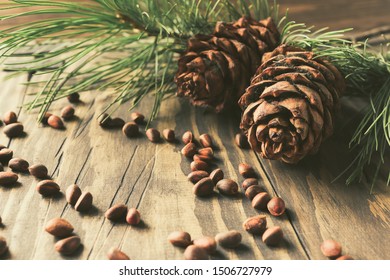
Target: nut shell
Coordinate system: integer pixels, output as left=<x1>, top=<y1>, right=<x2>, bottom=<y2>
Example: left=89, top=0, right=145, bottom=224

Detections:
left=262, top=226, right=284, bottom=246
left=146, top=128, right=161, bottom=143
left=168, top=231, right=192, bottom=248
left=3, top=123, right=24, bottom=137
left=9, top=158, right=29, bottom=172
left=193, top=177, right=214, bottom=197
left=36, top=180, right=60, bottom=196
left=45, top=218, right=74, bottom=238
left=215, top=230, right=242, bottom=248
left=126, top=208, right=141, bottom=225
left=216, top=179, right=239, bottom=196
left=74, top=192, right=93, bottom=212
left=243, top=215, right=267, bottom=235
left=320, top=239, right=342, bottom=258
left=183, top=245, right=209, bottom=260
left=107, top=248, right=130, bottom=260
left=105, top=204, right=128, bottom=222
left=0, top=171, right=18, bottom=186
left=54, top=236, right=81, bottom=255
left=29, top=164, right=49, bottom=179
left=267, top=197, right=286, bottom=216
left=65, top=184, right=82, bottom=206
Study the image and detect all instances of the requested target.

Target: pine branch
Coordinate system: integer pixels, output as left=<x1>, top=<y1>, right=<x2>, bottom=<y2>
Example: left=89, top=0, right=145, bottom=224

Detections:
left=280, top=20, right=390, bottom=188
left=0, top=0, right=274, bottom=124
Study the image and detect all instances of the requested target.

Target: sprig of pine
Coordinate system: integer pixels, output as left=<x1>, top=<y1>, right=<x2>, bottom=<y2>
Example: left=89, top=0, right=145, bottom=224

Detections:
left=0, top=0, right=275, bottom=123
left=282, top=21, right=389, bottom=189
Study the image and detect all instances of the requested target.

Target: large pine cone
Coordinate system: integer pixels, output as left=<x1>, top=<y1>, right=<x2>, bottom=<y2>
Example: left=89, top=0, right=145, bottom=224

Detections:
left=175, top=17, right=280, bottom=112
left=239, top=45, right=345, bottom=163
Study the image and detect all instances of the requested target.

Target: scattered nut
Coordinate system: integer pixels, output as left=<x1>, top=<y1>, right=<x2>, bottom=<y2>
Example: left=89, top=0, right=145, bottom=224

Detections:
left=45, top=218, right=74, bottom=238
left=74, top=192, right=93, bottom=212
left=130, top=112, right=145, bottom=125
left=107, top=248, right=130, bottom=260
left=36, top=180, right=60, bottom=196
left=126, top=208, right=141, bottom=225
left=182, top=130, right=193, bottom=144
left=193, top=177, right=214, bottom=197
left=193, top=154, right=213, bottom=162
left=163, top=129, right=176, bottom=142
left=238, top=163, right=256, bottom=178
left=168, top=231, right=192, bottom=248
left=251, top=192, right=271, bottom=210
left=48, top=115, right=64, bottom=129
left=109, top=118, right=125, bottom=128
left=3, top=111, right=18, bottom=125
left=122, top=122, right=139, bottom=138
left=242, top=178, right=258, bottom=190
left=198, top=147, right=213, bottom=157
left=190, top=160, right=208, bottom=172
left=67, top=92, right=80, bottom=103
left=105, top=204, right=128, bottom=222
left=61, top=105, right=75, bottom=120
left=41, top=112, right=53, bottom=125
left=262, top=226, right=284, bottom=246
left=183, top=245, right=209, bottom=260
left=216, top=179, right=239, bottom=196
left=65, top=184, right=82, bottom=206
left=215, top=230, right=242, bottom=248
left=187, top=171, right=209, bottom=184
left=98, top=113, right=111, bottom=127
left=209, top=168, right=224, bottom=184
left=0, top=171, right=19, bottom=186
left=320, top=239, right=342, bottom=259
left=54, top=236, right=81, bottom=255
left=181, top=143, right=197, bottom=158
left=336, top=255, right=354, bottom=260
left=0, top=236, right=8, bottom=256
left=199, top=134, right=213, bottom=148
left=243, top=215, right=267, bottom=235
left=0, top=148, right=13, bottom=165
left=245, top=185, right=266, bottom=200
left=8, top=158, right=29, bottom=173
left=267, top=197, right=286, bottom=216
left=29, top=164, right=49, bottom=179
left=3, top=123, right=24, bottom=137
left=235, top=132, right=250, bottom=149
left=193, top=236, right=217, bottom=254
left=146, top=128, right=161, bottom=143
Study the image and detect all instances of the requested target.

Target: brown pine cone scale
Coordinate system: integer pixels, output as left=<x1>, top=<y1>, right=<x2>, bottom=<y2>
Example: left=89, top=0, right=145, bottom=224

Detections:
left=175, top=17, right=280, bottom=112
left=239, top=45, right=345, bottom=164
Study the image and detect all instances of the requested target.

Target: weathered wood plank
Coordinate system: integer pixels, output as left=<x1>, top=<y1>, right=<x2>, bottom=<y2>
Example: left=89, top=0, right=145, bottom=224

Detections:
left=0, top=68, right=308, bottom=259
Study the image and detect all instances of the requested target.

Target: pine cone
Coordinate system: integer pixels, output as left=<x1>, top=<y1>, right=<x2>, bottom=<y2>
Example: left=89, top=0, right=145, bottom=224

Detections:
left=239, top=45, right=345, bottom=163
left=175, top=17, right=280, bottom=112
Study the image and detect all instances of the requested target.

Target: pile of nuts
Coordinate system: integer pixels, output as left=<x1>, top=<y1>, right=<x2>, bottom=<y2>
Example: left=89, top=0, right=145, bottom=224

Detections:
left=168, top=230, right=242, bottom=260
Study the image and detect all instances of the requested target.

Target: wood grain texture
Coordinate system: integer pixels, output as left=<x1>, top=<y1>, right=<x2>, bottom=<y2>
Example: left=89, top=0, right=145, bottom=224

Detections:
left=0, top=0, right=389, bottom=260
left=0, top=68, right=388, bottom=259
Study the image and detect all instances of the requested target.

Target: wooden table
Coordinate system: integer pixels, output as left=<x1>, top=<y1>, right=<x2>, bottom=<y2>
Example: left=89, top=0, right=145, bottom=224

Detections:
left=0, top=0, right=389, bottom=260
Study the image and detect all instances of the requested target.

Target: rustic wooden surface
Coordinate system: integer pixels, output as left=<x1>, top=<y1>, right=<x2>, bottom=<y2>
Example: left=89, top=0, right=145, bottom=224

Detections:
left=0, top=1, right=389, bottom=260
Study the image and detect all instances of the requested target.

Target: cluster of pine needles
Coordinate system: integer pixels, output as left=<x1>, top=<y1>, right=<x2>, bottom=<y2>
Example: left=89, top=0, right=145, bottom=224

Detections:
left=0, top=0, right=388, bottom=189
